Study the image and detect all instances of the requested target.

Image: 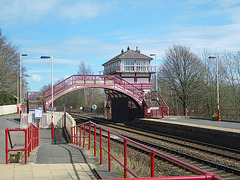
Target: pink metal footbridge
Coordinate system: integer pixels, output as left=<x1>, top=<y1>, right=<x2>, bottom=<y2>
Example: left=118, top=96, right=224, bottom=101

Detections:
left=28, top=75, right=168, bottom=115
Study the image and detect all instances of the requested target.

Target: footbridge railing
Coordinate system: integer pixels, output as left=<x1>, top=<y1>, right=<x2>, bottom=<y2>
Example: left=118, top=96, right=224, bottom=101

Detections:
left=43, top=75, right=144, bottom=108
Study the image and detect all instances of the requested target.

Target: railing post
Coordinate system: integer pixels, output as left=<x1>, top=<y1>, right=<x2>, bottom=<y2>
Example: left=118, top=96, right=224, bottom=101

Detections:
left=108, top=131, right=111, bottom=172
left=100, top=128, right=102, bottom=164
left=83, top=124, right=86, bottom=148
left=74, top=126, right=76, bottom=145
left=79, top=125, right=81, bottom=147
left=94, top=125, right=96, bottom=156
left=5, top=129, right=8, bottom=164
left=88, top=122, right=91, bottom=150
left=51, top=122, right=54, bottom=139
left=124, top=140, right=127, bottom=178
left=161, top=106, right=164, bottom=118
left=71, top=127, right=73, bottom=143
left=25, top=129, right=27, bottom=164
left=28, top=126, right=30, bottom=156
left=38, top=119, right=40, bottom=146
left=226, top=109, right=228, bottom=120
left=151, top=152, right=155, bottom=177
left=76, top=126, right=78, bottom=146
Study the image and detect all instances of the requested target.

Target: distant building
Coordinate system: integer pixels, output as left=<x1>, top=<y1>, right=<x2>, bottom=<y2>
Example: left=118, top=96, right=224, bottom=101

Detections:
left=102, top=46, right=155, bottom=92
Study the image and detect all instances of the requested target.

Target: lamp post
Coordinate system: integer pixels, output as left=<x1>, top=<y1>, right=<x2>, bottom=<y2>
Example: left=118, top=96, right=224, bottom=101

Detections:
left=20, top=53, right=28, bottom=105
left=209, top=56, right=220, bottom=121
left=150, top=54, right=157, bottom=91
left=40, top=56, right=53, bottom=108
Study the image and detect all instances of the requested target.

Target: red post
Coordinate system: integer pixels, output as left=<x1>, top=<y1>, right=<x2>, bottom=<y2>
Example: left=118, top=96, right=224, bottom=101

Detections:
left=100, top=128, right=102, bottom=164
left=76, top=126, right=78, bottom=146
left=161, top=107, right=164, bottom=118
left=88, top=122, right=91, bottom=150
left=73, top=126, right=76, bottom=145
left=217, top=108, right=220, bottom=121
left=25, top=129, right=27, bottom=164
left=83, top=124, right=86, bottom=148
left=94, top=125, right=96, bottom=156
left=5, top=129, right=8, bottom=164
left=79, top=125, right=81, bottom=147
left=38, top=119, right=40, bottom=146
left=108, top=131, right=111, bottom=172
left=124, top=140, right=127, bottom=178
left=51, top=122, right=54, bottom=139
left=151, top=152, right=155, bottom=177
left=71, top=127, right=73, bottom=143
left=226, top=109, right=228, bottom=120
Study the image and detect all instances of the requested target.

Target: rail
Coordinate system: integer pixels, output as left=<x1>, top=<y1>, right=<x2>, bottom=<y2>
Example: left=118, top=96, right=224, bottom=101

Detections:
left=71, top=121, right=222, bottom=180
left=5, top=121, right=39, bottom=164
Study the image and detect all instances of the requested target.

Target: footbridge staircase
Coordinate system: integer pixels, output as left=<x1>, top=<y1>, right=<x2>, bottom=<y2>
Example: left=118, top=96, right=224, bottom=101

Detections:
left=27, top=75, right=168, bottom=118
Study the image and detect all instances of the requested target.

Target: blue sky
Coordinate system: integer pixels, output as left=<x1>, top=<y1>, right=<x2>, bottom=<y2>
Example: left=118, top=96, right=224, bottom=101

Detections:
left=1, top=0, right=240, bottom=91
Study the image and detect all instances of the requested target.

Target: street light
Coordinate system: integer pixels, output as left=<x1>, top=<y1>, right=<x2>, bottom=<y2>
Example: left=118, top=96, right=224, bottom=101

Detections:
left=209, top=56, right=220, bottom=121
left=150, top=54, right=157, bottom=91
left=40, top=56, right=53, bottom=108
left=20, top=53, right=28, bottom=105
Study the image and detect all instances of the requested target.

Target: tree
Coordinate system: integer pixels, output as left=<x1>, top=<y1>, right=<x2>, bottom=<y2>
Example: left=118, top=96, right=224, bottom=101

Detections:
left=77, top=62, right=94, bottom=106
left=159, top=45, right=206, bottom=111
left=0, top=29, right=24, bottom=105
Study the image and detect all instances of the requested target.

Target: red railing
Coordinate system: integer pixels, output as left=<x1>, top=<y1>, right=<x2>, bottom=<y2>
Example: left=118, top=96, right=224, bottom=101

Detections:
left=71, top=121, right=222, bottom=180
left=5, top=121, right=39, bottom=164
left=40, top=75, right=145, bottom=109
left=169, top=108, right=240, bottom=121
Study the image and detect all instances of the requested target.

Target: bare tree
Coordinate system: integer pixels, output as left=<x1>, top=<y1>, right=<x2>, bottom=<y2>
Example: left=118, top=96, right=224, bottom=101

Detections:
left=0, top=29, right=23, bottom=105
left=159, top=45, right=206, bottom=111
left=78, top=62, right=94, bottom=106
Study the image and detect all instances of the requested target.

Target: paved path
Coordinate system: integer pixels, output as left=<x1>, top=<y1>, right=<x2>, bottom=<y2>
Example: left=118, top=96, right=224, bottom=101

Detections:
left=0, top=114, right=100, bottom=179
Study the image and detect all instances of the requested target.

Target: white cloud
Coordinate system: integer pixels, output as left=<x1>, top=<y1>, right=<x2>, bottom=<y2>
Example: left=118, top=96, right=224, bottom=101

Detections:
left=27, top=74, right=42, bottom=82
left=0, top=0, right=114, bottom=25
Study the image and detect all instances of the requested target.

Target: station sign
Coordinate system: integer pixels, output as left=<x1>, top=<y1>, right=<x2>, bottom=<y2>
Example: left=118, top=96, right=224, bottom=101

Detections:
left=48, top=107, right=57, bottom=111
left=35, top=107, right=43, bottom=119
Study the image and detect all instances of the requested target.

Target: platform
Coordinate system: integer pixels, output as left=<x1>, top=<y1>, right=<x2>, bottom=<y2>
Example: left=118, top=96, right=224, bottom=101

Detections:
left=0, top=114, right=122, bottom=180
left=149, top=116, right=240, bottom=133
left=135, top=116, right=240, bottom=150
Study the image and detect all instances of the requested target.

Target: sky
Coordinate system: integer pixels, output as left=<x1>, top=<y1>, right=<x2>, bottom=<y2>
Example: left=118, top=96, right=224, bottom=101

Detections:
left=1, top=0, right=240, bottom=91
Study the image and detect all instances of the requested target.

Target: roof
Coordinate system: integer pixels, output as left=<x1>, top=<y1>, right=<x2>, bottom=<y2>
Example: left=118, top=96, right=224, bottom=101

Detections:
left=102, top=49, right=153, bottom=66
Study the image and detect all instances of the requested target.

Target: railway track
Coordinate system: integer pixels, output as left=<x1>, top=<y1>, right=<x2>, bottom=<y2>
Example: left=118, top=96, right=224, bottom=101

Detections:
left=70, top=112, right=240, bottom=179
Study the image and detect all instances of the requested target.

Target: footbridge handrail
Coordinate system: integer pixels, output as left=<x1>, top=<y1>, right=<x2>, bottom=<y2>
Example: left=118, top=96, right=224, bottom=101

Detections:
left=42, top=75, right=145, bottom=108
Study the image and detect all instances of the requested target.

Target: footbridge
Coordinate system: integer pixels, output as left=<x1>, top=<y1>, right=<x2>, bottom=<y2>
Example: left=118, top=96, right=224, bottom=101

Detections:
left=28, top=75, right=168, bottom=119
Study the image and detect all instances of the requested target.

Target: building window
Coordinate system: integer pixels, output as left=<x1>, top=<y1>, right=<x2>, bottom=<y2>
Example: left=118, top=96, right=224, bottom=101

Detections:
left=136, top=61, right=149, bottom=72
left=122, top=60, right=134, bottom=71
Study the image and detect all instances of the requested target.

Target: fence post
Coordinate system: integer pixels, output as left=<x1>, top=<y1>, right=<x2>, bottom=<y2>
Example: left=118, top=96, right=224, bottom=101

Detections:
left=79, top=125, right=81, bottom=147
left=161, top=107, right=164, bottom=118
left=88, top=122, right=91, bottom=150
left=38, top=119, right=40, bottom=146
left=25, top=129, right=27, bottom=164
left=94, top=125, right=96, bottom=156
left=124, top=140, right=127, bottom=178
left=5, top=129, right=8, bottom=164
left=73, top=126, right=76, bottom=145
left=71, top=127, right=73, bottom=143
left=76, top=126, right=78, bottom=146
left=108, top=131, right=111, bottom=172
left=226, top=109, right=228, bottom=120
left=151, top=152, right=155, bottom=177
left=83, top=124, right=86, bottom=148
left=51, top=122, right=54, bottom=139
left=100, top=128, right=102, bottom=164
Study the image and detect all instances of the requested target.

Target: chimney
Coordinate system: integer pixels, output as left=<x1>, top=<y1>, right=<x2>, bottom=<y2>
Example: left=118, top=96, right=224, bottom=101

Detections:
left=136, top=46, right=140, bottom=53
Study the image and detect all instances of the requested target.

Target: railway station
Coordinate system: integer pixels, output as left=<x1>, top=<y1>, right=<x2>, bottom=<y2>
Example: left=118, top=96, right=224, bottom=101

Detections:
left=1, top=48, right=240, bottom=180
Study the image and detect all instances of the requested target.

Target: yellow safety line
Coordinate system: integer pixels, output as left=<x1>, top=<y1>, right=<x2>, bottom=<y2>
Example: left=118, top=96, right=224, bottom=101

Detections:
left=145, top=119, right=240, bottom=133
